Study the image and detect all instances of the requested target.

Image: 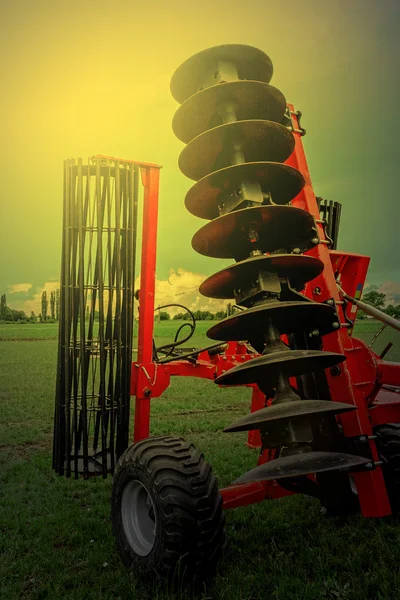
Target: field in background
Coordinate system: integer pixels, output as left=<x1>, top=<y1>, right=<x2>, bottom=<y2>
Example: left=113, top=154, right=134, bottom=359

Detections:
left=1, top=320, right=400, bottom=599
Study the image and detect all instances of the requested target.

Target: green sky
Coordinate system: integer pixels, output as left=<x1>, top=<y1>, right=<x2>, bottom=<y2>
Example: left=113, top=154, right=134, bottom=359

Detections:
left=1, top=0, right=399, bottom=312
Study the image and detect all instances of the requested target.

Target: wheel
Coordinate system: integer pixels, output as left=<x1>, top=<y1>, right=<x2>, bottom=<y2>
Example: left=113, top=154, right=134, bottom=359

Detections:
left=374, top=423, right=400, bottom=513
left=111, top=435, right=225, bottom=584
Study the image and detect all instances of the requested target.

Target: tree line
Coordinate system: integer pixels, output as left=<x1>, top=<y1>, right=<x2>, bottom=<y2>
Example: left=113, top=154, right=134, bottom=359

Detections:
left=1, top=289, right=399, bottom=324
left=0, top=290, right=60, bottom=323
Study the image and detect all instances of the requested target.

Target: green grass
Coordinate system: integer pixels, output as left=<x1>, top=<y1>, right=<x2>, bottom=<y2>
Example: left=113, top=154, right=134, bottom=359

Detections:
left=1, top=320, right=400, bottom=599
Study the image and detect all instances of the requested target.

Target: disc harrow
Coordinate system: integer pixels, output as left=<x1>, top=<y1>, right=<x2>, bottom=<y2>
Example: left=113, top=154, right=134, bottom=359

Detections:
left=171, top=44, right=370, bottom=489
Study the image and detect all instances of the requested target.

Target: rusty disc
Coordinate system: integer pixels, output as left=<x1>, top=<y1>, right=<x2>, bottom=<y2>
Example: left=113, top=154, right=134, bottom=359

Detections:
left=207, top=301, right=336, bottom=340
left=173, top=80, right=286, bottom=144
left=185, top=162, right=305, bottom=220
left=233, top=452, right=370, bottom=484
left=179, top=120, right=295, bottom=181
left=170, top=44, right=273, bottom=104
left=192, top=205, right=316, bottom=260
left=223, top=400, right=356, bottom=433
left=215, top=349, right=345, bottom=387
left=199, top=254, right=323, bottom=299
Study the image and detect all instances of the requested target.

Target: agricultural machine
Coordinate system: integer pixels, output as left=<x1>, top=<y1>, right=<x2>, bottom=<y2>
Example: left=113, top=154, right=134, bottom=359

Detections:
left=53, top=44, right=400, bottom=583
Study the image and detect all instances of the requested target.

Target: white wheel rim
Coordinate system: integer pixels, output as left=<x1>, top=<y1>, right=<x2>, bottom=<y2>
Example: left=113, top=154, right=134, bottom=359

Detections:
left=121, top=480, right=157, bottom=556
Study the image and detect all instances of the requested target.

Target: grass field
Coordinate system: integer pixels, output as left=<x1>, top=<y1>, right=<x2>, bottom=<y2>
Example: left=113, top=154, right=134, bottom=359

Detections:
left=1, top=320, right=400, bottom=600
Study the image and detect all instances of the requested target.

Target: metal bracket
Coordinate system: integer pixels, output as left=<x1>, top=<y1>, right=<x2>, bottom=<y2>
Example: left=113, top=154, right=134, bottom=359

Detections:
left=282, top=107, right=306, bottom=136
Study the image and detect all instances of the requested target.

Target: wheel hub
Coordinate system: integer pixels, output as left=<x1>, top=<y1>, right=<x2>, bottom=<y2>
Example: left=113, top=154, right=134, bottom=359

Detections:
left=121, top=480, right=156, bottom=556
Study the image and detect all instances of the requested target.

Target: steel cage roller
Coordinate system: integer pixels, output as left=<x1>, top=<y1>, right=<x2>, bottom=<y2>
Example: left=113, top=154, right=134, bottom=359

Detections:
left=53, top=156, right=141, bottom=478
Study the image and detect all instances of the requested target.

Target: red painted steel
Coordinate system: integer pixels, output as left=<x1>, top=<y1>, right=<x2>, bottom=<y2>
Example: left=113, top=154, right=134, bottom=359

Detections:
left=129, top=106, right=400, bottom=517
left=220, top=480, right=293, bottom=509
left=286, top=107, right=392, bottom=517
left=133, top=166, right=162, bottom=442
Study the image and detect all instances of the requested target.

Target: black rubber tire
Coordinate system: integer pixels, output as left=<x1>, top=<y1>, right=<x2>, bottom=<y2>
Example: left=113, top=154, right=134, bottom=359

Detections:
left=111, top=435, right=225, bottom=584
left=374, top=423, right=400, bottom=514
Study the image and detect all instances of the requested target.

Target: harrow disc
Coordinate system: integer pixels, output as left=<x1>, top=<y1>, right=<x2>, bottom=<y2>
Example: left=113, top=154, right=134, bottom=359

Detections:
left=185, top=161, right=305, bottom=220
left=172, top=80, right=286, bottom=144
left=215, top=349, right=345, bottom=386
left=170, top=44, right=273, bottom=103
left=179, top=120, right=295, bottom=181
left=207, top=300, right=337, bottom=340
left=192, top=205, right=317, bottom=260
left=233, top=452, right=370, bottom=484
left=199, top=254, right=324, bottom=299
left=223, top=400, right=356, bottom=432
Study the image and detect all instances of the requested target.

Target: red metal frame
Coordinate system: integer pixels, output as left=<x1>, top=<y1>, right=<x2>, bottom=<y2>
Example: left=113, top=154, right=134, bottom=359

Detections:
left=130, top=108, right=400, bottom=517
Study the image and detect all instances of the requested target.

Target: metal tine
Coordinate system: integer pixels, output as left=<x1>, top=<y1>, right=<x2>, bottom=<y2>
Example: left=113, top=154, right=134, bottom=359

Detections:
left=92, top=167, right=108, bottom=457
left=117, top=162, right=132, bottom=458
left=77, top=158, right=89, bottom=478
left=122, top=163, right=137, bottom=453
left=104, top=163, right=116, bottom=471
left=53, top=159, right=70, bottom=474
left=106, top=160, right=121, bottom=472
left=74, top=166, right=91, bottom=476
left=64, top=161, right=73, bottom=477
left=113, top=159, right=123, bottom=467
left=96, top=158, right=108, bottom=479
left=69, top=164, right=81, bottom=478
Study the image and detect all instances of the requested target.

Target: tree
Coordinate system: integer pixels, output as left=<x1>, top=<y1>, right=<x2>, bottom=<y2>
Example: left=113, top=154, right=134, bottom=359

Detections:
left=159, top=311, right=170, bottom=321
left=50, top=291, right=55, bottom=320
left=41, top=291, right=48, bottom=322
left=386, top=304, right=400, bottom=319
left=55, top=289, right=60, bottom=320
left=362, top=290, right=386, bottom=310
left=0, top=294, right=6, bottom=320
left=30, top=310, right=36, bottom=323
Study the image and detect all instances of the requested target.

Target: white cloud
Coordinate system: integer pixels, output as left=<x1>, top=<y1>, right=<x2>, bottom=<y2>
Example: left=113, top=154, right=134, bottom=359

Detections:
left=19, top=281, right=60, bottom=315
left=378, top=281, right=400, bottom=306
left=154, top=268, right=227, bottom=315
left=8, top=283, right=32, bottom=294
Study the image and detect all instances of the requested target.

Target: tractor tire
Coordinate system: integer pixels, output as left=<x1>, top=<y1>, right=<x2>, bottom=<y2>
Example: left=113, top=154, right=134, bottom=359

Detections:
left=374, top=423, right=400, bottom=514
left=111, top=435, right=225, bottom=584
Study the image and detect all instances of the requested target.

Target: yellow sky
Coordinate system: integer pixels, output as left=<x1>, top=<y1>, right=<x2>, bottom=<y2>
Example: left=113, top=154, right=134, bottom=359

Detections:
left=1, top=0, right=399, bottom=311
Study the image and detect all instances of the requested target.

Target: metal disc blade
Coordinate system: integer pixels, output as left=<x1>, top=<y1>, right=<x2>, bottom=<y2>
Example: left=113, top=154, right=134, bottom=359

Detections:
left=224, top=400, right=356, bottom=432
left=207, top=301, right=336, bottom=340
left=170, top=44, right=273, bottom=104
left=215, top=350, right=346, bottom=386
left=199, top=254, right=323, bottom=299
left=179, top=121, right=295, bottom=181
left=186, top=162, right=305, bottom=220
left=173, top=80, right=286, bottom=144
left=233, top=452, right=370, bottom=484
left=192, top=206, right=316, bottom=260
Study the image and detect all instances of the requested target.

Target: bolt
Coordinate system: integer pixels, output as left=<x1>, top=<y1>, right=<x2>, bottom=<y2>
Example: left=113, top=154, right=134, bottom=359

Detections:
left=313, top=287, right=322, bottom=295
left=326, top=299, right=334, bottom=305
left=144, top=388, right=152, bottom=397
left=365, top=462, right=373, bottom=470
left=330, top=365, right=341, bottom=376
left=332, top=322, right=340, bottom=329
left=359, top=435, right=367, bottom=443
left=311, top=237, right=319, bottom=244
left=292, top=247, right=301, bottom=254
left=310, top=329, right=320, bottom=337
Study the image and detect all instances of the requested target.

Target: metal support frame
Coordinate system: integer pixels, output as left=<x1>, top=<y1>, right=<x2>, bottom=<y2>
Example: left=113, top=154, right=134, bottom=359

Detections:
left=129, top=104, right=400, bottom=517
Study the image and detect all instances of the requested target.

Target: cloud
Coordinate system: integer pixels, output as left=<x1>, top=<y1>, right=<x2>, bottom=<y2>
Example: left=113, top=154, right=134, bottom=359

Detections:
left=377, top=281, right=400, bottom=306
left=18, top=280, right=60, bottom=315
left=136, top=268, right=228, bottom=316
left=8, top=283, right=32, bottom=294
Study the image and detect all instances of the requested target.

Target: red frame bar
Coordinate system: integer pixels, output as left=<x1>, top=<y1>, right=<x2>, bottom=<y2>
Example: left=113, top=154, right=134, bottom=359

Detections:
left=133, top=165, right=161, bottom=442
left=286, top=107, right=392, bottom=517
